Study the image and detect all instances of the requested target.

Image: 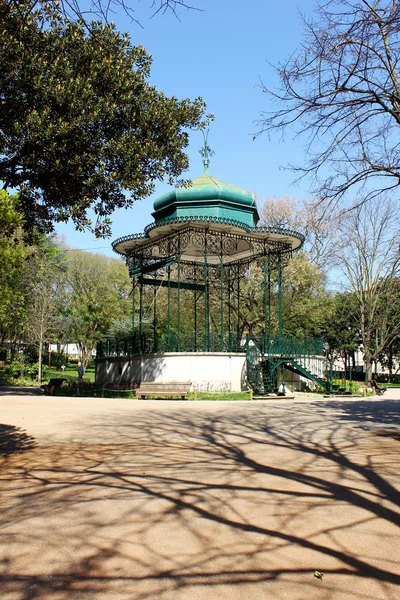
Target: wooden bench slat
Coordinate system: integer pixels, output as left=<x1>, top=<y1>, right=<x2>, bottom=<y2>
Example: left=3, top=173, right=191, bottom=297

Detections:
left=136, top=381, right=192, bottom=399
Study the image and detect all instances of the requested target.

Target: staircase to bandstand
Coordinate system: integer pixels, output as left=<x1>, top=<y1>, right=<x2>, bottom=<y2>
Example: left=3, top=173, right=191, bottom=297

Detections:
left=246, top=336, right=330, bottom=394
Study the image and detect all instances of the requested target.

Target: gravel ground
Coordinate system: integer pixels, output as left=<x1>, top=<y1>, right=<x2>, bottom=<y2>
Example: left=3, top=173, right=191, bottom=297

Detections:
left=0, top=388, right=399, bottom=600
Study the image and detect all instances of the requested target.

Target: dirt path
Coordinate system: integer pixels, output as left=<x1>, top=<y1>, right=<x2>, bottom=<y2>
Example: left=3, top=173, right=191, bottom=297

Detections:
left=0, top=392, right=399, bottom=599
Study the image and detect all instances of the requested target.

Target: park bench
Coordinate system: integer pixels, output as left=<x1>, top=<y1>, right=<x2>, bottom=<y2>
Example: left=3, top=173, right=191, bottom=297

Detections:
left=41, top=378, right=67, bottom=395
left=369, top=379, right=387, bottom=396
left=136, top=381, right=191, bottom=400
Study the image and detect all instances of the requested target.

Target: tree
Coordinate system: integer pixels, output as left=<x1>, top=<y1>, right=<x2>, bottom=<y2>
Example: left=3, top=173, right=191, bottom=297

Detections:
left=23, top=237, right=67, bottom=384
left=5, top=1, right=201, bottom=25
left=235, top=253, right=329, bottom=340
left=322, top=291, right=360, bottom=368
left=63, top=250, right=131, bottom=366
left=257, top=0, right=400, bottom=206
left=334, top=196, right=400, bottom=382
left=375, top=282, right=400, bottom=379
left=258, top=195, right=340, bottom=270
left=280, top=253, right=330, bottom=338
left=0, top=3, right=207, bottom=236
left=0, top=191, right=30, bottom=346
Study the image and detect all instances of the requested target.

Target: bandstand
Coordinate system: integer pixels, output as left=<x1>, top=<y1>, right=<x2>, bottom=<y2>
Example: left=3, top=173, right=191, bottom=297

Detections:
left=96, top=151, right=330, bottom=394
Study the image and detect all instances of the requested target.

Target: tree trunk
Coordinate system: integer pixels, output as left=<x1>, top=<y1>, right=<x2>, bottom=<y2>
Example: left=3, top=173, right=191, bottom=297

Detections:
left=364, top=359, right=372, bottom=385
left=388, top=345, right=393, bottom=382
left=38, top=340, right=42, bottom=386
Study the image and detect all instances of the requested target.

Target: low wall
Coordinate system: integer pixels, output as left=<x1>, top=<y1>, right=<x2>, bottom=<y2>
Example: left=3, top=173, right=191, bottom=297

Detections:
left=96, top=352, right=248, bottom=392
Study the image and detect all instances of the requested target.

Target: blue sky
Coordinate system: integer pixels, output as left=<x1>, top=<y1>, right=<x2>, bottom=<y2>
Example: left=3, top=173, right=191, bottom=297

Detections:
left=56, top=0, right=319, bottom=256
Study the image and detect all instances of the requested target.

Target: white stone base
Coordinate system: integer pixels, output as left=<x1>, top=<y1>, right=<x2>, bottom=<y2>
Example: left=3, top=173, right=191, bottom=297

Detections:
left=96, top=352, right=248, bottom=392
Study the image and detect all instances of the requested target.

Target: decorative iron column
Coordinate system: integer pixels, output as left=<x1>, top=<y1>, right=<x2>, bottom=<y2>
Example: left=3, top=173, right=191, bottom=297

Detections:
left=194, top=264, right=198, bottom=352
left=268, top=262, right=271, bottom=345
left=220, top=256, right=224, bottom=351
left=194, top=290, right=197, bottom=352
left=204, top=255, right=209, bottom=351
left=263, top=257, right=267, bottom=355
left=228, top=268, right=232, bottom=351
left=167, top=266, right=171, bottom=351
left=277, top=256, right=285, bottom=392
left=237, top=265, right=241, bottom=348
left=139, top=277, right=144, bottom=353
left=153, top=286, right=157, bottom=352
left=278, top=257, right=283, bottom=337
left=177, top=254, right=181, bottom=352
left=131, top=280, right=135, bottom=336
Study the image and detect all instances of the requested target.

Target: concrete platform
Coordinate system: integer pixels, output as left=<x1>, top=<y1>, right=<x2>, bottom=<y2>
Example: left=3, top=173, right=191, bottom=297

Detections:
left=0, top=389, right=399, bottom=599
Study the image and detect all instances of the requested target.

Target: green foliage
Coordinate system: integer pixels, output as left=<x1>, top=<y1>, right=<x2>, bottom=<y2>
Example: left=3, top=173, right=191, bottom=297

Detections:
left=0, top=191, right=29, bottom=338
left=189, top=392, right=250, bottom=401
left=5, top=356, right=49, bottom=382
left=323, top=292, right=360, bottom=361
left=44, top=365, right=96, bottom=383
left=331, top=377, right=361, bottom=395
left=62, top=250, right=132, bottom=364
left=0, top=2, right=207, bottom=236
left=237, top=253, right=330, bottom=339
left=281, top=253, right=329, bottom=338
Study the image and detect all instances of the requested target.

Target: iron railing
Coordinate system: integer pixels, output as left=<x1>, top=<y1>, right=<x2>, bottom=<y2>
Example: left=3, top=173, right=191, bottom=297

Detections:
left=97, top=331, right=244, bottom=357
left=97, top=333, right=325, bottom=359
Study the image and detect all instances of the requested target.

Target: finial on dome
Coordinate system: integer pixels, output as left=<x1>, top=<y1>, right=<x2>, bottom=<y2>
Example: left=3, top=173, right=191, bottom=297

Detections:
left=199, top=128, right=215, bottom=173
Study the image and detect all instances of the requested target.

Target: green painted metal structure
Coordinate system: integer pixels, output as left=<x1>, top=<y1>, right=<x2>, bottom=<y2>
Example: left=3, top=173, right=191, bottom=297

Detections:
left=245, top=335, right=331, bottom=394
left=100, top=147, right=332, bottom=393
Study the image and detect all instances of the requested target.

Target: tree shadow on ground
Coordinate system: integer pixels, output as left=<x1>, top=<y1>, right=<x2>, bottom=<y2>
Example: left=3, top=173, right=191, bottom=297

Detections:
left=324, top=399, right=400, bottom=441
left=325, top=399, right=400, bottom=427
left=0, top=423, right=36, bottom=456
left=0, top=402, right=399, bottom=599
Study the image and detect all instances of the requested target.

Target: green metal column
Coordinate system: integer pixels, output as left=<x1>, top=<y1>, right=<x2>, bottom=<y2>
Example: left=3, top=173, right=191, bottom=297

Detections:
left=237, top=267, right=241, bottom=347
left=177, top=254, right=181, bottom=352
left=220, top=256, right=224, bottom=351
left=263, top=257, right=267, bottom=355
left=131, top=280, right=135, bottom=336
left=278, top=258, right=283, bottom=337
left=194, top=265, right=197, bottom=351
left=194, top=290, right=197, bottom=351
left=204, top=255, right=209, bottom=351
left=268, top=263, right=271, bottom=345
left=153, top=286, right=157, bottom=352
left=228, top=270, right=232, bottom=351
left=139, top=278, right=144, bottom=353
left=277, top=256, right=284, bottom=393
left=167, top=266, right=171, bottom=351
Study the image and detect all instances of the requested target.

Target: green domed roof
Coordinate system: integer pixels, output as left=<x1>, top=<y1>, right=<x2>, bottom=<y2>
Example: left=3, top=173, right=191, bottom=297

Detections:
left=152, top=171, right=259, bottom=228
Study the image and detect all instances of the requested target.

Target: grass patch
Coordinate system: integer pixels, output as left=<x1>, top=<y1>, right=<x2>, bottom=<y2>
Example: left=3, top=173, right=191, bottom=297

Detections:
left=189, top=391, right=250, bottom=401
left=44, top=365, right=95, bottom=383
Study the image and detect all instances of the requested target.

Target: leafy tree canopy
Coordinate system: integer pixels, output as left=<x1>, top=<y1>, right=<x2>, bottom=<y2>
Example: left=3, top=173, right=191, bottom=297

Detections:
left=0, top=191, right=29, bottom=336
left=0, top=2, right=207, bottom=236
left=63, top=249, right=131, bottom=365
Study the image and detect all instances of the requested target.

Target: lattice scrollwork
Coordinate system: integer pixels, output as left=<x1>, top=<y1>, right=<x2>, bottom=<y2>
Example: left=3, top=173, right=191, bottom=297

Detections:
left=179, top=232, right=190, bottom=252
left=158, top=236, right=179, bottom=257
left=142, top=245, right=155, bottom=259
left=206, top=233, right=222, bottom=255
left=181, top=262, right=204, bottom=282
left=122, top=225, right=298, bottom=269
left=222, top=236, right=237, bottom=255
left=251, top=240, right=264, bottom=256
left=191, top=231, right=205, bottom=250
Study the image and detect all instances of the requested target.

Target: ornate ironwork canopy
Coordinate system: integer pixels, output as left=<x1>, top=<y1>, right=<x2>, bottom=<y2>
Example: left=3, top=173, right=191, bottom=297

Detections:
left=108, top=169, right=306, bottom=386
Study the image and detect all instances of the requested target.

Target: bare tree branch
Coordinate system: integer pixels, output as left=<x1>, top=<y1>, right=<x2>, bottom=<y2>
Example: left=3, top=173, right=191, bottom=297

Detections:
left=6, top=0, right=202, bottom=26
left=256, top=0, right=400, bottom=206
